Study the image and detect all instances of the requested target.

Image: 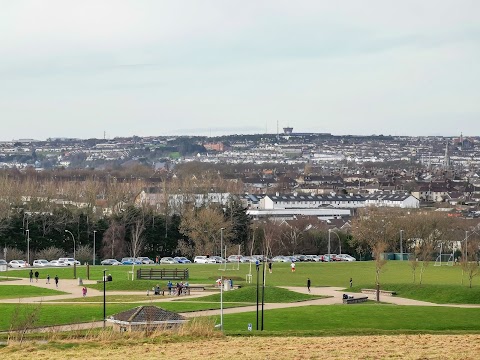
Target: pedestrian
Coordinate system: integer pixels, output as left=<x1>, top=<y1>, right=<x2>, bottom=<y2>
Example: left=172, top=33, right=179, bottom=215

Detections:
left=349, top=277, right=353, bottom=288
left=167, top=280, right=172, bottom=295
left=54, top=275, right=59, bottom=288
left=46, top=274, right=50, bottom=284
left=155, top=256, right=159, bottom=264
left=307, top=278, right=311, bottom=293
left=29, top=269, right=33, bottom=282
left=268, top=261, right=272, bottom=273
left=291, top=262, right=296, bottom=272
left=82, top=286, right=87, bottom=297
left=34, top=270, right=39, bottom=282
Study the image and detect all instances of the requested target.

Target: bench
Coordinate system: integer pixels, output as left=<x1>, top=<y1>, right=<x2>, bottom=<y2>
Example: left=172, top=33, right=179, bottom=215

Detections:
left=137, top=268, right=189, bottom=280
left=343, top=296, right=368, bottom=304
left=187, top=286, right=205, bottom=291
left=361, top=289, right=397, bottom=296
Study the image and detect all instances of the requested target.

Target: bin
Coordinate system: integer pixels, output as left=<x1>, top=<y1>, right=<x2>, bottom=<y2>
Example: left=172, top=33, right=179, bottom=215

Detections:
left=223, top=280, right=232, bottom=291
left=78, top=278, right=83, bottom=286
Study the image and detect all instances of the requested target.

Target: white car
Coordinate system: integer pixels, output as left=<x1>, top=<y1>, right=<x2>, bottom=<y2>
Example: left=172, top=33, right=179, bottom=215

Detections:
left=160, top=257, right=178, bottom=264
left=336, top=254, right=356, bottom=262
left=33, top=259, right=50, bottom=267
left=227, top=255, right=247, bottom=263
left=193, top=256, right=216, bottom=264
left=8, top=260, right=27, bottom=268
left=137, top=257, right=155, bottom=264
left=50, top=260, right=68, bottom=267
left=58, top=258, right=80, bottom=266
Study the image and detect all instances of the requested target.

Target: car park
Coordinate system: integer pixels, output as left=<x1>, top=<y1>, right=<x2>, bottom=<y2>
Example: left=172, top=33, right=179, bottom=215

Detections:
left=101, top=259, right=122, bottom=266
left=8, top=260, right=27, bottom=268
left=174, top=256, right=191, bottom=264
left=49, top=260, right=68, bottom=267
left=33, top=259, right=50, bottom=267
left=160, top=257, right=178, bottom=264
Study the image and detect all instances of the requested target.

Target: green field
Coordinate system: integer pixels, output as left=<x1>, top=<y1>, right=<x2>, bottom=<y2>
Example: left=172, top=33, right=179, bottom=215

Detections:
left=222, top=304, right=480, bottom=335
left=0, top=285, right=67, bottom=299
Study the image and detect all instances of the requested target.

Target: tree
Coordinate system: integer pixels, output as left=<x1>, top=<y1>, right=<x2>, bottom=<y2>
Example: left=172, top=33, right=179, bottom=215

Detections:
left=179, top=207, right=231, bottom=256
left=461, top=237, right=480, bottom=288
left=224, top=197, right=251, bottom=248
left=372, top=241, right=388, bottom=302
left=101, top=221, right=127, bottom=259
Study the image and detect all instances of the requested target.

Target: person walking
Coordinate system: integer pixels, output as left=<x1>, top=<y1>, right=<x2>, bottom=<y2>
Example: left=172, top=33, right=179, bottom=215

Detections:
left=82, top=286, right=87, bottom=297
left=46, top=274, right=50, bottom=284
left=29, top=269, right=33, bottom=283
left=291, top=262, right=296, bottom=272
left=34, top=270, right=39, bottom=282
left=349, top=277, right=353, bottom=288
left=307, top=278, right=311, bottom=293
left=268, top=261, right=272, bottom=273
left=54, top=275, right=59, bottom=288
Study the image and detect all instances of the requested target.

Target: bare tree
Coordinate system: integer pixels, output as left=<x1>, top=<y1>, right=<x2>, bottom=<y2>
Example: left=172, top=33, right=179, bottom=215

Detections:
left=372, top=241, right=388, bottom=302
left=461, top=238, right=480, bottom=288
left=101, top=221, right=127, bottom=259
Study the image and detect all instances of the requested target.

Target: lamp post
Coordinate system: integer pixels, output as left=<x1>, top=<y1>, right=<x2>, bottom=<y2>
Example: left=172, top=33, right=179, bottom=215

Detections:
left=400, top=230, right=404, bottom=261
left=26, top=229, right=30, bottom=265
left=330, top=229, right=342, bottom=255
left=93, top=230, right=97, bottom=266
left=328, top=229, right=331, bottom=261
left=103, top=268, right=106, bottom=328
left=220, top=227, right=224, bottom=260
left=64, top=230, right=76, bottom=259
left=256, top=261, right=259, bottom=330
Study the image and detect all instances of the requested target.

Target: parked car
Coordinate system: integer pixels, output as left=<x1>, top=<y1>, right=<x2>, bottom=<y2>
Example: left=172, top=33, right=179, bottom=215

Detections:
left=58, top=257, right=80, bottom=266
left=160, top=257, right=178, bottom=264
left=49, top=260, right=68, bottom=267
left=242, top=256, right=257, bottom=263
left=137, top=257, right=154, bottom=264
left=8, top=260, right=27, bottom=268
left=193, top=256, right=216, bottom=264
left=336, top=254, right=356, bottom=262
left=101, top=259, right=122, bottom=266
left=0, top=259, right=7, bottom=266
left=210, top=256, right=226, bottom=263
left=121, top=257, right=142, bottom=265
left=173, top=257, right=191, bottom=264
left=293, top=254, right=307, bottom=262
left=33, top=259, right=50, bottom=267
left=305, top=255, right=320, bottom=262
left=227, top=255, right=246, bottom=263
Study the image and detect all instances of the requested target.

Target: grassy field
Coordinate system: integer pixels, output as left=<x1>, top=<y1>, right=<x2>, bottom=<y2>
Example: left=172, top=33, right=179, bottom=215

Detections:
left=221, top=304, right=480, bottom=335
left=187, top=285, right=322, bottom=303
left=0, top=285, right=67, bottom=299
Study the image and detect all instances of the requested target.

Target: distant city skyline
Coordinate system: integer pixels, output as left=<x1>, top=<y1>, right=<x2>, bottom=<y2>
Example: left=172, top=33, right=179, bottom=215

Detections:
left=1, top=1, right=479, bottom=141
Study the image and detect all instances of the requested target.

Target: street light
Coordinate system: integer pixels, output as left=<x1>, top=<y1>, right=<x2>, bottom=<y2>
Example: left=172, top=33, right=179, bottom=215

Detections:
left=103, top=268, right=107, bottom=328
left=328, top=229, right=331, bottom=260
left=329, top=229, right=342, bottom=255
left=93, top=230, right=97, bottom=266
left=399, top=230, right=404, bottom=261
left=220, top=227, right=225, bottom=260
left=64, top=230, right=76, bottom=260
left=26, top=229, right=30, bottom=265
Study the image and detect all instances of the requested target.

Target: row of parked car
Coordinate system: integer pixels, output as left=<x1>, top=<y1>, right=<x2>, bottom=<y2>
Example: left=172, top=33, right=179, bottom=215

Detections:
left=101, top=257, right=192, bottom=265
left=3, top=258, right=81, bottom=268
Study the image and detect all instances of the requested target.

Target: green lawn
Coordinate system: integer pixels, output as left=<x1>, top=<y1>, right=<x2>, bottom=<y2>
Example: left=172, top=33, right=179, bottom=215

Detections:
left=222, top=304, right=480, bottom=335
left=0, top=285, right=67, bottom=299
left=188, top=286, right=322, bottom=303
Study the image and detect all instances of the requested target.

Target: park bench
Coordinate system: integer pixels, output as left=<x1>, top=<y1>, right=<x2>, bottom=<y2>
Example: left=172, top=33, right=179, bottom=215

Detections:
left=137, top=268, right=189, bottom=280
left=343, top=296, right=368, bottom=304
left=361, top=289, right=397, bottom=296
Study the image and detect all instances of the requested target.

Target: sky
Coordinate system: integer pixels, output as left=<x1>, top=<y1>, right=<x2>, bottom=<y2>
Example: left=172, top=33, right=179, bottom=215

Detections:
left=1, top=0, right=479, bottom=141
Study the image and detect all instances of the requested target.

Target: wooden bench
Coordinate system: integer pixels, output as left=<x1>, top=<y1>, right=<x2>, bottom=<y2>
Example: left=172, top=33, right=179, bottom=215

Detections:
left=187, top=286, right=205, bottom=291
left=137, top=268, right=189, bottom=280
left=343, top=296, right=368, bottom=304
left=361, top=289, right=397, bottom=296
